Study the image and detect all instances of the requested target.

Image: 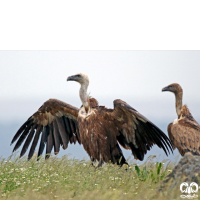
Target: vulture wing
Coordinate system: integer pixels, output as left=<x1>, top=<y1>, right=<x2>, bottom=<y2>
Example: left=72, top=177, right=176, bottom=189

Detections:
left=112, top=99, right=173, bottom=161
left=11, top=99, right=80, bottom=160
left=168, top=119, right=200, bottom=156
left=167, top=123, right=177, bottom=150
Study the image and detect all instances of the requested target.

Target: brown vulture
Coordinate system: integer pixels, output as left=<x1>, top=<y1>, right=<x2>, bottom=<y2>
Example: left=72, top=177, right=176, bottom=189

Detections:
left=11, top=73, right=173, bottom=167
left=162, top=83, right=200, bottom=156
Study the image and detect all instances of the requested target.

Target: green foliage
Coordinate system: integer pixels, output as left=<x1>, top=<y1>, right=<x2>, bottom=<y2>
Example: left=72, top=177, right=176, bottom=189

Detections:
left=0, top=154, right=176, bottom=200
left=156, top=162, right=162, bottom=175
left=134, top=161, right=167, bottom=183
left=135, top=165, right=140, bottom=176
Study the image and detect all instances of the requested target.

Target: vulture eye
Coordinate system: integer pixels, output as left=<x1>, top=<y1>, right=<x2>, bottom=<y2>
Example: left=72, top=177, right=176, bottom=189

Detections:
left=76, top=75, right=81, bottom=78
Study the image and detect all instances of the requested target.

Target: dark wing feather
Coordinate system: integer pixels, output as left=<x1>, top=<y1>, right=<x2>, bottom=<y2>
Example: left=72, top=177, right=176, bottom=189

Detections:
left=20, top=124, right=37, bottom=157
left=69, top=119, right=76, bottom=134
left=28, top=125, right=43, bottom=160
left=55, top=116, right=69, bottom=149
left=169, top=118, right=200, bottom=156
left=11, top=119, right=33, bottom=145
left=37, top=126, right=49, bottom=160
left=52, top=119, right=61, bottom=154
left=12, top=122, right=33, bottom=152
left=45, top=124, right=54, bottom=159
left=73, top=120, right=81, bottom=143
left=63, top=117, right=72, bottom=137
left=11, top=99, right=80, bottom=160
left=112, top=99, right=173, bottom=161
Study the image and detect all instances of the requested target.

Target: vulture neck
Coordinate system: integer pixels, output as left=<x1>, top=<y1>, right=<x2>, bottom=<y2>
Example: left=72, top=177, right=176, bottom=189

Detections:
left=79, top=83, right=89, bottom=113
left=175, top=91, right=183, bottom=118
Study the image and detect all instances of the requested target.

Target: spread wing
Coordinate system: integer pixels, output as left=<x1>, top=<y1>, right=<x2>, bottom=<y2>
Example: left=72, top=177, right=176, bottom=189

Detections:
left=168, top=119, right=200, bottom=156
left=11, top=99, right=80, bottom=160
left=112, top=99, right=173, bottom=161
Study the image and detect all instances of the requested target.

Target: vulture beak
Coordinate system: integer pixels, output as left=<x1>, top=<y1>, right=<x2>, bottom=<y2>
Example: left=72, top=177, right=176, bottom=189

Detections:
left=67, top=75, right=75, bottom=81
left=162, top=86, right=169, bottom=92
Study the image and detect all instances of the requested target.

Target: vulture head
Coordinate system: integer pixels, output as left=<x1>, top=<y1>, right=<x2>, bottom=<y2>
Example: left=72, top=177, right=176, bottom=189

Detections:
left=162, top=83, right=183, bottom=95
left=67, top=73, right=89, bottom=85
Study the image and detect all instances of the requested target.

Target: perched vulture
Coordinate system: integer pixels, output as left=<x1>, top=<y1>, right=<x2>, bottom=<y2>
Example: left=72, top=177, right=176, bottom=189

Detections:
left=11, top=73, right=173, bottom=167
left=162, top=83, right=200, bottom=156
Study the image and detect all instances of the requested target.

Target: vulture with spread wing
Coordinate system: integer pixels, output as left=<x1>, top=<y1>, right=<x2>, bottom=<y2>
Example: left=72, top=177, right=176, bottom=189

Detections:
left=11, top=73, right=173, bottom=166
left=162, top=83, right=200, bottom=156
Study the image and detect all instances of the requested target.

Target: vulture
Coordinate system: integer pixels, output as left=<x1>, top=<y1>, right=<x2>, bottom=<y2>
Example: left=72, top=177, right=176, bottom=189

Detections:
left=11, top=73, right=173, bottom=167
left=162, top=83, right=200, bottom=156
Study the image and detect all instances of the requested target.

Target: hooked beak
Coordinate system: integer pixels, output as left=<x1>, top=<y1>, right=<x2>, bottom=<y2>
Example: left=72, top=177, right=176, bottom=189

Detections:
left=67, top=75, right=75, bottom=81
left=162, top=86, right=169, bottom=92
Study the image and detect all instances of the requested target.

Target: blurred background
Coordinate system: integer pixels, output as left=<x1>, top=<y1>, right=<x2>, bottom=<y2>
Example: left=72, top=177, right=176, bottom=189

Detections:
left=1, top=50, right=200, bottom=164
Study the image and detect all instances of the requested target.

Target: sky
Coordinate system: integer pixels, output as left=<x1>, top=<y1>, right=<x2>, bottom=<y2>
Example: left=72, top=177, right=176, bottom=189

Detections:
left=0, top=51, right=200, bottom=162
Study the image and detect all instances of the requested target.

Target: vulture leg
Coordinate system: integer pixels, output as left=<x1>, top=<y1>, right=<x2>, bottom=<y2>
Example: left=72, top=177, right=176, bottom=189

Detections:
left=90, top=156, right=96, bottom=167
left=96, top=156, right=104, bottom=168
left=111, top=143, right=128, bottom=166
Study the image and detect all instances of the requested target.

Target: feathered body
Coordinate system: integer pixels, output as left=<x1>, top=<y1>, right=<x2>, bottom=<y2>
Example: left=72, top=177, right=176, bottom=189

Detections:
left=162, top=83, right=200, bottom=156
left=78, top=99, right=127, bottom=166
left=11, top=73, right=173, bottom=166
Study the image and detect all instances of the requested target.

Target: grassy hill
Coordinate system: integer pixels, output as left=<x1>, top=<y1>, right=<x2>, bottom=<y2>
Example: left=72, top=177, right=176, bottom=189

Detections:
left=0, top=154, right=181, bottom=200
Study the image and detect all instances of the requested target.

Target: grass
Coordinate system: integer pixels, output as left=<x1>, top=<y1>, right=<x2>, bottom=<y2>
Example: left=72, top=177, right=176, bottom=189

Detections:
left=0, top=153, right=183, bottom=199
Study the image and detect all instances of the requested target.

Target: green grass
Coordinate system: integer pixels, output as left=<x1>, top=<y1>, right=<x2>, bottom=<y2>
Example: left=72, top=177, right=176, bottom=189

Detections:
left=0, top=154, right=182, bottom=199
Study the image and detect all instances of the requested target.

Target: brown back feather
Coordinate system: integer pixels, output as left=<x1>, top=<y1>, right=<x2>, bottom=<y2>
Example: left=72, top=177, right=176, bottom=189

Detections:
left=89, top=97, right=99, bottom=108
left=180, top=105, right=198, bottom=124
left=169, top=115, right=200, bottom=156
